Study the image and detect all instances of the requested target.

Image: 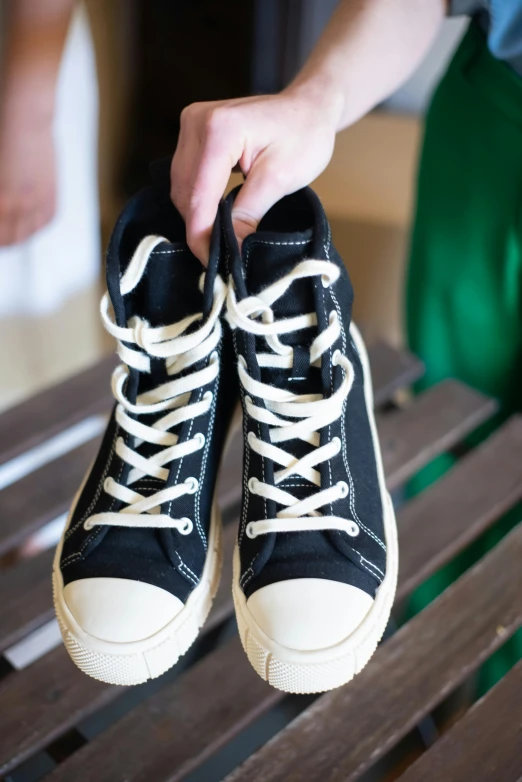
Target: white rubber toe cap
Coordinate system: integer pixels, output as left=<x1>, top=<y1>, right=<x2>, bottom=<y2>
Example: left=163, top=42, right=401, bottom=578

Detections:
left=63, top=577, right=184, bottom=643
left=246, top=578, right=374, bottom=651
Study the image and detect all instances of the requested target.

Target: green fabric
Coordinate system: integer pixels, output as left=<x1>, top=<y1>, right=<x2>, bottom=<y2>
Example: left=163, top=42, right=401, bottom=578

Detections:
left=406, top=21, right=522, bottom=693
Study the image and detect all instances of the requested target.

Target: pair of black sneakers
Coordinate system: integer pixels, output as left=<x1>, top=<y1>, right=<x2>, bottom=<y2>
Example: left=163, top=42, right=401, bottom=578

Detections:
left=53, top=169, right=398, bottom=694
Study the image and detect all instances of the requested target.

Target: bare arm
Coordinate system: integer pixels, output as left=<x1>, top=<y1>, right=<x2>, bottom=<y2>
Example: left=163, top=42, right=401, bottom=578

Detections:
left=171, top=0, right=445, bottom=263
left=0, top=0, right=76, bottom=245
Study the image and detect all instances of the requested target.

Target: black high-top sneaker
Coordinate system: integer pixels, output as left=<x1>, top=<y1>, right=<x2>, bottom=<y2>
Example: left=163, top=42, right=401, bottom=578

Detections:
left=53, top=177, right=236, bottom=685
left=222, top=186, right=398, bottom=694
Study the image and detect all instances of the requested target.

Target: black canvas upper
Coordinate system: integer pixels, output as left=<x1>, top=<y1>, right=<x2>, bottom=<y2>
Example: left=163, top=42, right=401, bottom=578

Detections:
left=221, top=186, right=387, bottom=601
left=60, top=173, right=236, bottom=604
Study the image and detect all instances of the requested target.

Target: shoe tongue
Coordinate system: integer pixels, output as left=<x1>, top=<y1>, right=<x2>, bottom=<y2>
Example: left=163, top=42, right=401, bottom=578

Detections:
left=243, top=232, right=314, bottom=338
left=123, top=241, right=205, bottom=425
left=243, top=232, right=321, bottom=485
left=125, top=241, right=204, bottom=328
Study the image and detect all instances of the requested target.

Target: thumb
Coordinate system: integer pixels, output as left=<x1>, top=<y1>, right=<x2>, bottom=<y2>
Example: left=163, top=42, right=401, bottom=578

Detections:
left=231, top=159, right=290, bottom=246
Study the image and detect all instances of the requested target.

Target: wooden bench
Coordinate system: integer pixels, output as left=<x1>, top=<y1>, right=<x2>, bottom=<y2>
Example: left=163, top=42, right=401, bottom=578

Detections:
left=1, top=343, right=521, bottom=782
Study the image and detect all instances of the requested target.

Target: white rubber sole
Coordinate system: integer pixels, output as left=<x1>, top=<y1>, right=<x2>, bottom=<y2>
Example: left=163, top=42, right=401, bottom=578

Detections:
left=232, top=323, right=399, bottom=694
left=53, top=501, right=222, bottom=686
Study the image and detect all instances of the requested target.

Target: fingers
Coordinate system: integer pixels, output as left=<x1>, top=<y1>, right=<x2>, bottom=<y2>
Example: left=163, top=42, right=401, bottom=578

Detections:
left=231, top=153, right=292, bottom=247
left=172, top=103, right=242, bottom=265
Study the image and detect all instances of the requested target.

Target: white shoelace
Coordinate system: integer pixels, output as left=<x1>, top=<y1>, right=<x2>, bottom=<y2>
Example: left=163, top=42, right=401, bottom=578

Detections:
left=227, top=259, right=359, bottom=540
left=84, top=235, right=226, bottom=534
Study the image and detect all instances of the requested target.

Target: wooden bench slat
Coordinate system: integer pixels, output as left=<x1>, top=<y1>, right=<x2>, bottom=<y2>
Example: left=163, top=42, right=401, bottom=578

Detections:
left=0, top=377, right=492, bottom=652
left=0, top=347, right=450, bottom=559
left=0, top=343, right=420, bottom=551
left=0, top=439, right=100, bottom=557
left=36, top=424, right=522, bottom=782
left=397, top=658, right=522, bottom=782
left=47, top=639, right=279, bottom=782
left=379, top=379, right=496, bottom=490
left=0, top=341, right=416, bottom=495
left=0, top=521, right=236, bottom=777
left=0, top=379, right=499, bottom=773
left=0, top=356, right=115, bottom=469
left=398, top=416, right=522, bottom=597
left=4, top=414, right=520, bottom=664
left=0, top=550, right=54, bottom=653
left=223, top=524, right=522, bottom=782
left=0, top=343, right=417, bottom=474
left=368, top=342, right=423, bottom=407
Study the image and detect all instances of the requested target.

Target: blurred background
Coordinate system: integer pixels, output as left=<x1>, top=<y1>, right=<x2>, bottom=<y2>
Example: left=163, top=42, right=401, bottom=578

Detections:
left=0, top=0, right=467, bottom=413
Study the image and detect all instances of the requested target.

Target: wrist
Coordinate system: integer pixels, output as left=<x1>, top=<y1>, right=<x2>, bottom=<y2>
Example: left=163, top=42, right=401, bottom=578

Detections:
left=284, top=70, right=346, bottom=133
left=0, top=67, right=56, bottom=128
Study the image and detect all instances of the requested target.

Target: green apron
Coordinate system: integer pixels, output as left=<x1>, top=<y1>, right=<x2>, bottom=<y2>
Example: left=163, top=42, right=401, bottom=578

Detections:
left=406, top=21, right=522, bottom=692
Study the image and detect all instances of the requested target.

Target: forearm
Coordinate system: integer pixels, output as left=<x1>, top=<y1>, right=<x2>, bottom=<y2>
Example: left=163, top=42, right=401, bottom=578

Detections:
left=287, top=0, right=446, bottom=130
left=2, top=0, right=77, bottom=121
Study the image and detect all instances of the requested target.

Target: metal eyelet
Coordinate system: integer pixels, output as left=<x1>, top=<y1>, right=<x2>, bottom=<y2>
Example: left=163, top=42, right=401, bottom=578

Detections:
left=194, top=432, right=205, bottom=449
left=248, top=477, right=258, bottom=494
left=179, top=518, right=194, bottom=535
left=246, top=522, right=256, bottom=539
left=348, top=521, right=360, bottom=537
left=337, top=480, right=349, bottom=498
left=332, top=436, right=341, bottom=453
left=83, top=519, right=94, bottom=531
left=247, top=431, right=256, bottom=447
left=185, top=477, right=199, bottom=494
left=204, top=390, right=213, bottom=403
left=332, top=349, right=343, bottom=366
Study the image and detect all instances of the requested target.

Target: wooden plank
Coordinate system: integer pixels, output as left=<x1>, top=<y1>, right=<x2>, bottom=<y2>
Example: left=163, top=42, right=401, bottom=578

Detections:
left=224, top=524, right=522, bottom=782
left=0, top=522, right=236, bottom=777
left=1, top=376, right=492, bottom=625
left=0, top=343, right=415, bottom=474
left=0, top=381, right=498, bottom=773
left=0, top=376, right=492, bottom=648
left=397, top=659, right=522, bottom=782
left=0, top=355, right=115, bottom=469
left=0, top=550, right=54, bottom=653
left=397, top=416, right=522, bottom=598
left=0, top=439, right=100, bottom=557
left=37, top=426, right=522, bottom=782
left=5, top=414, right=520, bottom=678
left=47, top=639, right=279, bottom=782
left=379, top=380, right=496, bottom=490
left=0, top=349, right=454, bottom=556
left=0, top=646, right=118, bottom=776
left=369, top=342, right=423, bottom=407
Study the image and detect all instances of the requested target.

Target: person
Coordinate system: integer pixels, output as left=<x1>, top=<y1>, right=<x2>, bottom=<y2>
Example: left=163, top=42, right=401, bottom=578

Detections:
left=0, top=0, right=100, bottom=561
left=171, top=0, right=522, bottom=691
left=0, top=0, right=100, bottom=408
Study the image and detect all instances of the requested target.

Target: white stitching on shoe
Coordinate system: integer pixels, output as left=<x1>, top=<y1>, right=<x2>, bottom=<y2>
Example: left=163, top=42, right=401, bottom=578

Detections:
left=360, top=553, right=385, bottom=578
left=64, top=429, right=119, bottom=542
left=329, top=285, right=386, bottom=553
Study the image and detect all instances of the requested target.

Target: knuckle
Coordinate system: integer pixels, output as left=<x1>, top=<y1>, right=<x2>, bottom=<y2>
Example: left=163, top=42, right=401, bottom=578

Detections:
left=203, top=105, right=233, bottom=138
left=180, top=102, right=200, bottom=126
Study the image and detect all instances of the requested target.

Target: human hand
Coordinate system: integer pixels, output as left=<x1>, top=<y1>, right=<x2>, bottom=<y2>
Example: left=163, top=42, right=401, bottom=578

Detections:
left=0, top=89, right=57, bottom=246
left=170, top=86, right=343, bottom=264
